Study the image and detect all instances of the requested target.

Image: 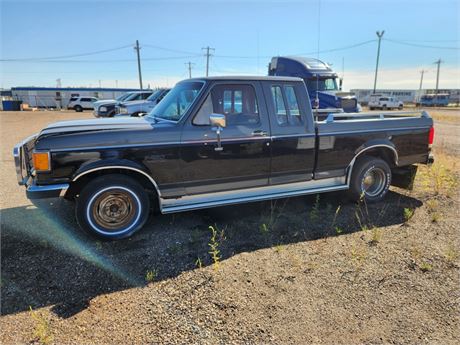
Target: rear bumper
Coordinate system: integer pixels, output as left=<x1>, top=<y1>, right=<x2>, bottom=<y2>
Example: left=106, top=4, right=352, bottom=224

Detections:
left=26, top=182, right=69, bottom=199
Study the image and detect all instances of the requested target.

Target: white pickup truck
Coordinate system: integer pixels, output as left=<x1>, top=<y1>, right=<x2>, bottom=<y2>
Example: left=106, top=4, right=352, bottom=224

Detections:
left=369, top=95, right=403, bottom=110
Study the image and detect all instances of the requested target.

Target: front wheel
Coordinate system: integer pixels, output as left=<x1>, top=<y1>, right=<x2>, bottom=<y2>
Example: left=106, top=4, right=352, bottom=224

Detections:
left=74, top=105, right=83, bottom=112
left=350, top=156, right=391, bottom=203
left=76, top=174, right=150, bottom=239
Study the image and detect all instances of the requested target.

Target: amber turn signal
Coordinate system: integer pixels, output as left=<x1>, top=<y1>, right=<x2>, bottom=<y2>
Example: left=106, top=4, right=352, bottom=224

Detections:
left=32, top=152, right=50, bottom=171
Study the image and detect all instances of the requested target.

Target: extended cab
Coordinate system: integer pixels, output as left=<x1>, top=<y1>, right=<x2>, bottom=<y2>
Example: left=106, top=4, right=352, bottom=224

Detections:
left=14, top=76, right=434, bottom=240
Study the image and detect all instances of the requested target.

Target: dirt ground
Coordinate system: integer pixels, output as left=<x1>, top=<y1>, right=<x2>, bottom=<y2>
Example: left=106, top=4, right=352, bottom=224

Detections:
left=1, top=109, right=459, bottom=344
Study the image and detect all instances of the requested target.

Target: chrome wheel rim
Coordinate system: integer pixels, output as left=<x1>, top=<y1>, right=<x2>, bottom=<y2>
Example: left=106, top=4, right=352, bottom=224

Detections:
left=361, top=168, right=386, bottom=197
left=91, top=189, right=137, bottom=231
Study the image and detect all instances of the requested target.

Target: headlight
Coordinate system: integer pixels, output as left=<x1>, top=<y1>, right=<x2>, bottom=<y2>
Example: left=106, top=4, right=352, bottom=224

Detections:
left=99, top=106, right=107, bottom=112
left=119, top=107, right=128, bottom=114
left=32, top=152, right=51, bottom=171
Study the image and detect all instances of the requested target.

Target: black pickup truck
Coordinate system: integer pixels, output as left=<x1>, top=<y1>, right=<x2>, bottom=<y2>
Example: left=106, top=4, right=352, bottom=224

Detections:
left=14, top=76, right=434, bottom=239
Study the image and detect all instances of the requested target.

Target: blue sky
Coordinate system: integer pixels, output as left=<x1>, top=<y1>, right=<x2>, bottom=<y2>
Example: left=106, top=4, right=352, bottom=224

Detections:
left=1, top=0, right=459, bottom=90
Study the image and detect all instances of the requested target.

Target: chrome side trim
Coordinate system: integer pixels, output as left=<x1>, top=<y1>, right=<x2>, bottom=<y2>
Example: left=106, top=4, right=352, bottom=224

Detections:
left=72, top=165, right=162, bottom=198
left=346, top=144, right=399, bottom=185
left=318, top=126, right=431, bottom=137
left=160, top=177, right=347, bottom=214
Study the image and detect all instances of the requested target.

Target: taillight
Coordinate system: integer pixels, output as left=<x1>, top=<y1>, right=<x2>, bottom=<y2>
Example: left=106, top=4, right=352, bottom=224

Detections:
left=428, top=126, right=434, bottom=146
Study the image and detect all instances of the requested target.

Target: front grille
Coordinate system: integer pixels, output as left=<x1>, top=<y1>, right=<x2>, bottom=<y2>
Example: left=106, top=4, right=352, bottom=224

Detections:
left=341, top=98, right=357, bottom=110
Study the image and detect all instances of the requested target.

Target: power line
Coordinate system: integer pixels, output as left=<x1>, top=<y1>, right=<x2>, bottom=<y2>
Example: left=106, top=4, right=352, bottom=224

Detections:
left=1, top=55, right=201, bottom=63
left=143, top=44, right=200, bottom=56
left=384, top=38, right=459, bottom=50
left=0, top=44, right=133, bottom=61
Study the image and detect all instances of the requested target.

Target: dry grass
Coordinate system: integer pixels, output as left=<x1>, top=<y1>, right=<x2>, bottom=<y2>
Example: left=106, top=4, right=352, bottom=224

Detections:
left=429, top=111, right=460, bottom=124
left=414, top=149, right=459, bottom=197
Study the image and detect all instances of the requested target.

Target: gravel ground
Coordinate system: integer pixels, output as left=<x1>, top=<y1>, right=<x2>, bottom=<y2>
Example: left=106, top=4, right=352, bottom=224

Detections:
left=1, top=110, right=459, bottom=344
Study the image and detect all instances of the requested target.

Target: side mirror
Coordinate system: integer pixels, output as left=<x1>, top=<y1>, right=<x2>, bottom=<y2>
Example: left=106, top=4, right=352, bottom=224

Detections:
left=209, top=113, right=226, bottom=128
left=209, top=114, right=226, bottom=151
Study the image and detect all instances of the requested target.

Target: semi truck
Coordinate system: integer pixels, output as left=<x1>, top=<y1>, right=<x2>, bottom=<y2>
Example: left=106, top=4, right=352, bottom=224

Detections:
left=268, top=56, right=360, bottom=113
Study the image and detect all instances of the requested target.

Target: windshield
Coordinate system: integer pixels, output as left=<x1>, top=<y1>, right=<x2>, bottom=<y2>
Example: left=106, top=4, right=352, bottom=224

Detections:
left=146, top=89, right=164, bottom=101
left=116, top=93, right=131, bottom=102
left=147, top=81, right=204, bottom=121
left=306, top=77, right=338, bottom=92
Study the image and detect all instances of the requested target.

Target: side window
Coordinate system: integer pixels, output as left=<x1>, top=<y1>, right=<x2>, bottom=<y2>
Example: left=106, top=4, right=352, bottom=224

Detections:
left=81, top=98, right=91, bottom=102
left=193, top=84, right=259, bottom=126
left=141, top=93, right=151, bottom=99
left=284, top=86, right=301, bottom=124
left=271, top=86, right=287, bottom=125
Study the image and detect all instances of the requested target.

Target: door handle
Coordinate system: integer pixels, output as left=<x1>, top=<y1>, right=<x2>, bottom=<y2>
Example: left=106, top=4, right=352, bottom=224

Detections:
left=251, top=130, right=268, bottom=137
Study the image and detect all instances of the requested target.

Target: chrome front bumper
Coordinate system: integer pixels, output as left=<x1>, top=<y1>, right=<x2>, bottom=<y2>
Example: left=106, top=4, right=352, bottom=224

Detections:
left=13, top=135, right=69, bottom=199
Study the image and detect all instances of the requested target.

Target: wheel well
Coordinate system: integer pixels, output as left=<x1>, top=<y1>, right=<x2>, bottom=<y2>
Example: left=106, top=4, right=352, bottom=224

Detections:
left=65, top=168, right=158, bottom=201
left=356, top=147, right=397, bottom=168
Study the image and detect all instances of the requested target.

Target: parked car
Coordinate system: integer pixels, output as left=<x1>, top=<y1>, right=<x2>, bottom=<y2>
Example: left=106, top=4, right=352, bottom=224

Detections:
left=416, top=94, right=449, bottom=107
left=369, top=95, right=403, bottom=110
left=115, top=89, right=170, bottom=117
left=67, top=97, right=98, bottom=112
left=93, top=91, right=153, bottom=117
left=14, top=76, right=434, bottom=240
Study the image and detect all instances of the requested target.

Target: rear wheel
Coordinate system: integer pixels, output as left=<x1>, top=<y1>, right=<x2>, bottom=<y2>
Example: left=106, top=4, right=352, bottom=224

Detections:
left=76, top=174, right=150, bottom=239
left=382, top=105, right=387, bottom=110
left=74, top=105, right=83, bottom=112
left=350, top=156, right=391, bottom=203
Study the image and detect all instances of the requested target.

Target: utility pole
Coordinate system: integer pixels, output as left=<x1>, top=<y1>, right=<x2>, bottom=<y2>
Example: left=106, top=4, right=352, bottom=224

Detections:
left=185, top=61, right=195, bottom=79
left=434, top=59, right=443, bottom=95
left=419, top=70, right=427, bottom=90
left=134, top=40, right=143, bottom=89
left=202, top=46, right=215, bottom=77
left=373, top=30, right=385, bottom=94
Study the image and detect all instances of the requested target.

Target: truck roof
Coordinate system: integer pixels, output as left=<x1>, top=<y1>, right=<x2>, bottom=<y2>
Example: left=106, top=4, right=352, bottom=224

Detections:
left=187, top=76, right=303, bottom=82
left=269, top=56, right=337, bottom=78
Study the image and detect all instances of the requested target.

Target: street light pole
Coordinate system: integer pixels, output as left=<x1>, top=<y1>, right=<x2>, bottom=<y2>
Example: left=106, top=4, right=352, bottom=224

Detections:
left=373, top=30, right=385, bottom=94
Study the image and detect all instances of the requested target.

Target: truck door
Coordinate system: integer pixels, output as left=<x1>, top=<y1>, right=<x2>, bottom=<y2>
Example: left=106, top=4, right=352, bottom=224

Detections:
left=180, top=81, right=271, bottom=195
left=262, top=82, right=316, bottom=184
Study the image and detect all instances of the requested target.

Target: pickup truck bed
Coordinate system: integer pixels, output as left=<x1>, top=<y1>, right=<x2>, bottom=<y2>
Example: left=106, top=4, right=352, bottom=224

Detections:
left=14, top=76, right=434, bottom=239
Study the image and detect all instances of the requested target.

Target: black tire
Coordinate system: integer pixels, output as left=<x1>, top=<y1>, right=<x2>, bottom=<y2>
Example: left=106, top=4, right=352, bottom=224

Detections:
left=74, top=105, right=83, bottom=112
left=131, top=112, right=141, bottom=117
left=75, top=174, right=150, bottom=240
left=350, top=156, right=391, bottom=203
left=382, top=105, right=387, bottom=110
left=398, top=105, right=403, bottom=110
left=369, top=107, right=374, bottom=110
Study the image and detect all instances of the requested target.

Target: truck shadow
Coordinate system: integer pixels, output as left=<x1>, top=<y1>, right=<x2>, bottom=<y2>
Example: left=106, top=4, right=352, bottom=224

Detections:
left=1, top=190, right=422, bottom=318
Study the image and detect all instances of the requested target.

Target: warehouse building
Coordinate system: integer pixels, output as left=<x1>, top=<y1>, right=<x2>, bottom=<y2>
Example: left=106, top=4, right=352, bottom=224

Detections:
left=11, top=87, right=141, bottom=109
left=351, top=89, right=460, bottom=105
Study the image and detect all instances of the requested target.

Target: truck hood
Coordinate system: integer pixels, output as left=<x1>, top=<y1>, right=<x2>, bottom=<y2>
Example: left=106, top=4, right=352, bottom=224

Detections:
left=119, top=100, right=152, bottom=107
left=93, top=99, right=117, bottom=107
left=39, top=117, right=153, bottom=136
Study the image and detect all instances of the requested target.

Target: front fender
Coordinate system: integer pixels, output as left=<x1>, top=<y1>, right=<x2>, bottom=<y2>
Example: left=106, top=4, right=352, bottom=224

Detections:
left=72, top=158, right=150, bottom=181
